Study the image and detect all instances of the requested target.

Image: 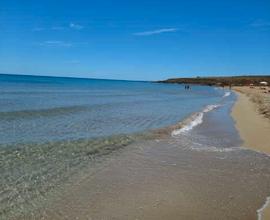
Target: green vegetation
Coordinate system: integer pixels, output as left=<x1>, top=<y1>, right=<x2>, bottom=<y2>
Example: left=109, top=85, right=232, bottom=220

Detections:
left=158, top=75, right=270, bottom=86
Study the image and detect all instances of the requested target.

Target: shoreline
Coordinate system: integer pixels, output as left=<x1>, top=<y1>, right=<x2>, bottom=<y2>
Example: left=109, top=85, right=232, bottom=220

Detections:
left=17, top=90, right=270, bottom=220
left=231, top=87, right=270, bottom=155
left=2, top=87, right=270, bottom=219
left=231, top=86, right=270, bottom=220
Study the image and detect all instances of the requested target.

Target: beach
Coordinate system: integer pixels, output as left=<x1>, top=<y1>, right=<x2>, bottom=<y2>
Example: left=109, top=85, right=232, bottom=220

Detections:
left=1, top=75, right=270, bottom=220
left=232, top=86, right=270, bottom=219
left=1, top=0, right=270, bottom=218
left=231, top=86, right=270, bottom=154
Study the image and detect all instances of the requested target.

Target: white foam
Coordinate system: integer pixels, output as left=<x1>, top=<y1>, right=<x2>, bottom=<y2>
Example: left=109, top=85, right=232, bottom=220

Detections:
left=257, top=196, right=270, bottom=220
left=172, top=112, right=203, bottom=135
left=202, top=104, right=221, bottom=113
left=190, top=145, right=240, bottom=152
left=223, top=91, right=231, bottom=98
left=172, top=104, right=221, bottom=136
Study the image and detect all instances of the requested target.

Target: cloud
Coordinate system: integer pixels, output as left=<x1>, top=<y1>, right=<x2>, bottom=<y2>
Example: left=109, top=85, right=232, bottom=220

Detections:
left=69, top=22, right=84, bottom=30
left=39, top=41, right=72, bottom=47
left=37, top=41, right=89, bottom=48
left=134, top=28, right=178, bottom=36
left=32, top=23, right=84, bottom=31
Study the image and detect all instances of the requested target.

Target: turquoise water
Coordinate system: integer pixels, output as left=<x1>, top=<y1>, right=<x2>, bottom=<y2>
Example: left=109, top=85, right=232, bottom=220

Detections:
left=0, top=74, right=225, bottom=145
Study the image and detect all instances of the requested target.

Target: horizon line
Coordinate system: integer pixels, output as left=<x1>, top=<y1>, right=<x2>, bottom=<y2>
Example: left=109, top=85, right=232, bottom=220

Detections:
left=0, top=72, right=269, bottom=82
left=0, top=73, right=150, bottom=83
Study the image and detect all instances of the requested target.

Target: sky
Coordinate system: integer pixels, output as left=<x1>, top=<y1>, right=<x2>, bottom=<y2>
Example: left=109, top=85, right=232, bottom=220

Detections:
left=0, top=0, right=270, bottom=81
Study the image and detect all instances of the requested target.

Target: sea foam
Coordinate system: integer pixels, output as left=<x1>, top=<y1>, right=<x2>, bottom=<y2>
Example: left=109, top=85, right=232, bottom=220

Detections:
left=172, top=104, right=221, bottom=136
left=223, top=91, right=231, bottom=98
left=257, top=196, right=270, bottom=220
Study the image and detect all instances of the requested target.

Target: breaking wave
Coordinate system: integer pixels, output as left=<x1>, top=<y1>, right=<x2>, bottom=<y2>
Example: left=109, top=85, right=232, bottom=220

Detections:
left=172, top=104, right=221, bottom=136
left=223, top=91, right=231, bottom=98
left=190, top=145, right=241, bottom=152
left=257, top=196, right=270, bottom=220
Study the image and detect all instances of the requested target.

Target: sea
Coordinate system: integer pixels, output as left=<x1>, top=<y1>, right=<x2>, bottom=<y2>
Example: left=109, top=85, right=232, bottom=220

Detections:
left=0, top=74, right=270, bottom=220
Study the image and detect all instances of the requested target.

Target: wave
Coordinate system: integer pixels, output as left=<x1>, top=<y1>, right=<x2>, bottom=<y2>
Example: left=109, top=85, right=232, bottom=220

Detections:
left=190, top=145, right=240, bottom=152
left=171, top=104, right=221, bottom=136
left=257, top=196, right=270, bottom=220
left=223, top=91, right=231, bottom=98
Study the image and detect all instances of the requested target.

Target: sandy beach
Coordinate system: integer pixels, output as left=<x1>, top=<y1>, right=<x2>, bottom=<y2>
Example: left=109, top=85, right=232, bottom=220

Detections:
left=231, top=86, right=270, bottom=154
left=232, top=86, right=270, bottom=220
left=1, top=0, right=270, bottom=217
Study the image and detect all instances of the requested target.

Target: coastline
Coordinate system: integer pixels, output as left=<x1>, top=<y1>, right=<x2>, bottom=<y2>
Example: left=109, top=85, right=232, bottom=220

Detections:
left=13, top=89, right=270, bottom=220
left=2, top=83, right=270, bottom=219
left=231, top=86, right=270, bottom=220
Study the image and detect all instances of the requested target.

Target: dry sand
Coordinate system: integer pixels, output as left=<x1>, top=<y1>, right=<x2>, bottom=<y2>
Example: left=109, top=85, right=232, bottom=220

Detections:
left=231, top=86, right=270, bottom=220
left=231, top=86, right=270, bottom=154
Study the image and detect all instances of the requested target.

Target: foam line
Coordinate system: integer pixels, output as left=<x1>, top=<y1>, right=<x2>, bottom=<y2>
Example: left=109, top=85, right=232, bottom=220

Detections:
left=172, top=104, right=221, bottom=136
left=223, top=91, right=231, bottom=98
left=257, top=196, right=270, bottom=220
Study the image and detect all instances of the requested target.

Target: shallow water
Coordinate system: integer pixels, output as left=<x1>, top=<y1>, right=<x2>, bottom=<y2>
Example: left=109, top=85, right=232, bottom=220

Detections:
left=12, top=99, right=270, bottom=220
left=1, top=74, right=270, bottom=219
left=0, top=74, right=223, bottom=144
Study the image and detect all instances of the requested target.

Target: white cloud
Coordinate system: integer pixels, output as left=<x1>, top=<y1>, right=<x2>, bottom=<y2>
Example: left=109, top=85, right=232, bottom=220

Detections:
left=32, top=23, right=84, bottom=31
left=69, top=22, right=84, bottom=30
left=134, top=28, right=178, bottom=36
left=40, top=41, right=72, bottom=47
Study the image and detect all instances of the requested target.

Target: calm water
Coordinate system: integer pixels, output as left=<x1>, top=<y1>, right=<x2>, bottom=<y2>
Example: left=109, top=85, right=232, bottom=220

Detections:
left=2, top=74, right=269, bottom=220
left=0, top=74, right=224, bottom=145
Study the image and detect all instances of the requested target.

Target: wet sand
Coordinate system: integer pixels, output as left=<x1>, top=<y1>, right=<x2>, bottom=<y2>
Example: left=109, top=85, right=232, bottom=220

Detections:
left=232, top=86, right=270, bottom=220
left=17, top=121, right=270, bottom=219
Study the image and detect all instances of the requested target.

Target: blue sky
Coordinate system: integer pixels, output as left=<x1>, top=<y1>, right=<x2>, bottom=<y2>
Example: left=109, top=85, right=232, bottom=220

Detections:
left=0, top=0, right=270, bottom=80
